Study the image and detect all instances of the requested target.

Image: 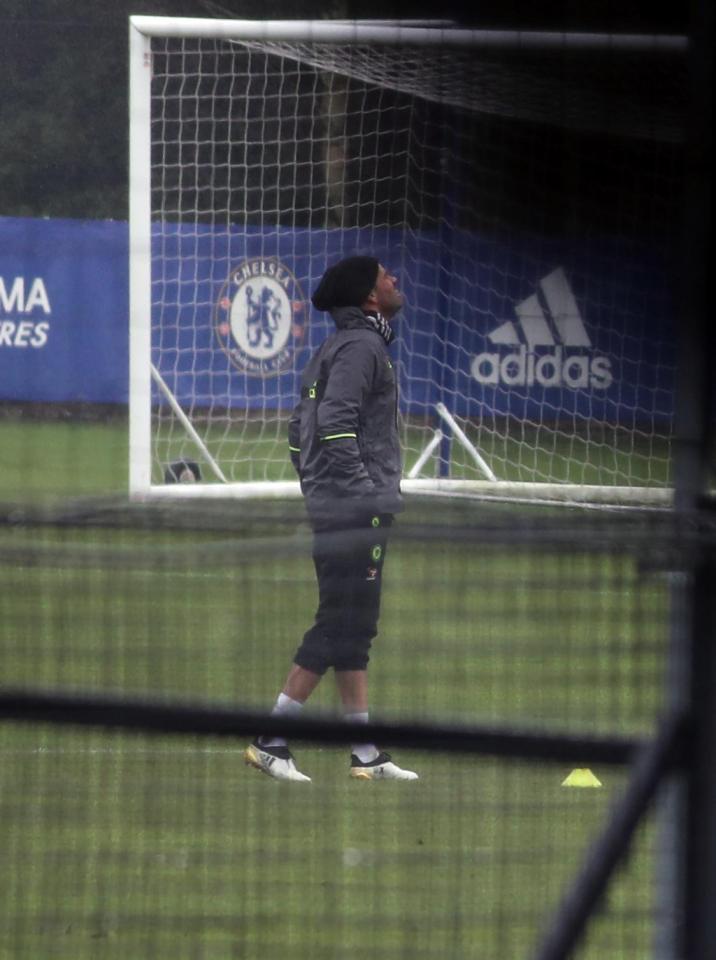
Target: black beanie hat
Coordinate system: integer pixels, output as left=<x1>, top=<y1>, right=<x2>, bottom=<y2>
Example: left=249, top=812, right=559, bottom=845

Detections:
left=311, top=256, right=380, bottom=312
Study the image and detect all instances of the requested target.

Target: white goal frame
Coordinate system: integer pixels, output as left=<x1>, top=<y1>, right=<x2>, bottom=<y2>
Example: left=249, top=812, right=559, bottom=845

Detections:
left=129, top=16, right=683, bottom=507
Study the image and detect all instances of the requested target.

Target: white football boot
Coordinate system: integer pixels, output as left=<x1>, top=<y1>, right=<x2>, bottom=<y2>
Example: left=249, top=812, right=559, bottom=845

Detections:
left=349, top=751, right=419, bottom=781
left=244, top=741, right=311, bottom=782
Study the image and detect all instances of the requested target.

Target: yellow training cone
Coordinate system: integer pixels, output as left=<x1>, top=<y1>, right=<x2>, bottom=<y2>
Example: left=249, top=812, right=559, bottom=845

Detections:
left=562, top=768, right=602, bottom=788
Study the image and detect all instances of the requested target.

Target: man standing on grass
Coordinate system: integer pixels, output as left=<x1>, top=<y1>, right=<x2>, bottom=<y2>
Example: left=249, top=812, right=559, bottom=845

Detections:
left=245, top=255, right=418, bottom=783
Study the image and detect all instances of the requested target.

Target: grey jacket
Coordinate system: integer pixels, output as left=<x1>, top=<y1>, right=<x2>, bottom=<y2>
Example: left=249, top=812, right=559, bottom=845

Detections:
left=288, top=306, right=403, bottom=525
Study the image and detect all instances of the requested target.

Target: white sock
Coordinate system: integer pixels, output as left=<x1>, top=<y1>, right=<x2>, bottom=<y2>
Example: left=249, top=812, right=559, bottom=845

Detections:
left=259, top=693, right=303, bottom=748
left=345, top=711, right=379, bottom=763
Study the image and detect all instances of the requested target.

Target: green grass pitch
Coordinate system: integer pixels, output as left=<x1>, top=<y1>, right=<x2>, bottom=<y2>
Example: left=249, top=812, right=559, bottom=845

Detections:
left=0, top=416, right=669, bottom=959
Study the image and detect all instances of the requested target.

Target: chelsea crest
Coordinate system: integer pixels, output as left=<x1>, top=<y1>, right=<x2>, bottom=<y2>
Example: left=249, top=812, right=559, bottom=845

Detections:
left=215, top=258, right=307, bottom=375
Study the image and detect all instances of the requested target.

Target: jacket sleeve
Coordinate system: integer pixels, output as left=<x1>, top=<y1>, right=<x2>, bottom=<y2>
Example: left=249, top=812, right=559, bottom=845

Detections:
left=316, top=339, right=376, bottom=499
left=288, top=399, right=301, bottom=475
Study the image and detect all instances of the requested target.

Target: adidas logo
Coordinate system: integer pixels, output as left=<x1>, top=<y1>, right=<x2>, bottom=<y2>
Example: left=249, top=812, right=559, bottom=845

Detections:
left=471, top=267, right=613, bottom=390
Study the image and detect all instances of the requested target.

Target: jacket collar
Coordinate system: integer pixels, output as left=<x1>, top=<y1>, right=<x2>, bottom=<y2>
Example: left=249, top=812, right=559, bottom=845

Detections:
left=330, top=306, right=395, bottom=344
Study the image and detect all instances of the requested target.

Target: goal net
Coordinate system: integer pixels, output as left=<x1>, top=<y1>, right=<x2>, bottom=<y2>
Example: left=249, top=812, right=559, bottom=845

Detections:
left=129, top=18, right=687, bottom=505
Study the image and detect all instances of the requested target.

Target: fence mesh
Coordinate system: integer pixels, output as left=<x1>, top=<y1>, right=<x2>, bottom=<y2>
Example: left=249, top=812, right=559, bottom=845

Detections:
left=1, top=498, right=694, bottom=960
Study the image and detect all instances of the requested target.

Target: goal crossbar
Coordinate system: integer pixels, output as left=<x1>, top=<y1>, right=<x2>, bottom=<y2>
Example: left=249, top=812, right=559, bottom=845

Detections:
left=130, top=16, right=686, bottom=53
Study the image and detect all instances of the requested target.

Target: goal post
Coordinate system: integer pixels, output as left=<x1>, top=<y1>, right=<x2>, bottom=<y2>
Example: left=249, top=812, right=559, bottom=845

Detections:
left=129, top=16, right=686, bottom=506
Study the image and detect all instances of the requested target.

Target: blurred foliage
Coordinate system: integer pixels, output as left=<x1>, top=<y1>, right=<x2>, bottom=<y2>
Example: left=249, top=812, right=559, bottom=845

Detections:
left=0, top=0, right=349, bottom=220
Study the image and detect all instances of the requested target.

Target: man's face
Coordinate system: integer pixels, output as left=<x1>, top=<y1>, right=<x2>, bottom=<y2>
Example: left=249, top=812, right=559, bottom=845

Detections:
left=368, top=266, right=403, bottom=319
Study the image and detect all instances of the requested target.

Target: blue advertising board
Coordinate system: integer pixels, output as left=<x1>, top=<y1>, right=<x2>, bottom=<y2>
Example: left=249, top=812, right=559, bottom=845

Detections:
left=0, top=216, right=676, bottom=425
left=0, top=217, right=128, bottom=404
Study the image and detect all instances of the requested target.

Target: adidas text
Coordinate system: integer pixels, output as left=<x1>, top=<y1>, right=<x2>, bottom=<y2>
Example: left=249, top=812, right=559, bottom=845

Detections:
left=471, top=346, right=613, bottom=390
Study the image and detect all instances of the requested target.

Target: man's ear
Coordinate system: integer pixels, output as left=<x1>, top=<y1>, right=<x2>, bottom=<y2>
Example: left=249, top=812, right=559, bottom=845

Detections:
left=362, top=288, right=379, bottom=311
